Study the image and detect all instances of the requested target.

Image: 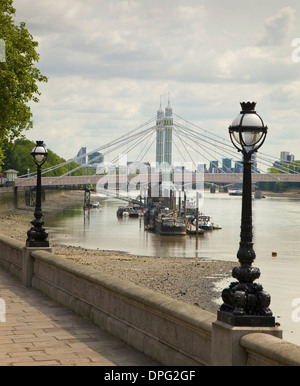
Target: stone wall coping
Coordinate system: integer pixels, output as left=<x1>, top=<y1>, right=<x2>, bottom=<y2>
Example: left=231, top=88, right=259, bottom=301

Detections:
left=0, top=234, right=23, bottom=251
left=241, top=332, right=300, bottom=366
left=31, top=249, right=215, bottom=334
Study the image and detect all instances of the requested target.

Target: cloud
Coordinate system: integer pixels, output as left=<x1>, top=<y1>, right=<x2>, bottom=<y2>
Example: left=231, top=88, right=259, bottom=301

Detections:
left=217, top=46, right=297, bottom=83
left=261, top=7, right=296, bottom=46
left=11, top=0, right=300, bottom=163
left=216, top=7, right=298, bottom=83
left=16, top=0, right=210, bottom=81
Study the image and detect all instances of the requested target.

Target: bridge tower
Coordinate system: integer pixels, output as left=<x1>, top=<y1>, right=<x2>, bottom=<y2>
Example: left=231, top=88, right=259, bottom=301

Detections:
left=164, top=94, right=173, bottom=165
left=156, top=98, right=164, bottom=165
left=154, top=96, right=174, bottom=203
left=155, top=95, right=173, bottom=165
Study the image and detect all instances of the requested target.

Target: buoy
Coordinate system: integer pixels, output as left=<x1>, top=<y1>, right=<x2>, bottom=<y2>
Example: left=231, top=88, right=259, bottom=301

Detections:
left=272, top=251, right=277, bottom=257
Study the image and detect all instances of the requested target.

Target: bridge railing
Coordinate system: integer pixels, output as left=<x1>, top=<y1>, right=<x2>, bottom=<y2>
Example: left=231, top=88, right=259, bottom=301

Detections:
left=14, top=173, right=300, bottom=187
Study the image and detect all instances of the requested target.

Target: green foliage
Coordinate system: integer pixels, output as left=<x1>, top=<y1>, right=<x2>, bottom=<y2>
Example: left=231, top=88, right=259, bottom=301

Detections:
left=3, top=138, right=36, bottom=175
left=0, top=0, right=47, bottom=167
left=2, top=139, right=94, bottom=177
left=258, top=161, right=300, bottom=192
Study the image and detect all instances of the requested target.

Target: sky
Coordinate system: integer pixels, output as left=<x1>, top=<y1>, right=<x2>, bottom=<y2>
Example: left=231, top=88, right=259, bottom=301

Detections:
left=11, top=0, right=300, bottom=165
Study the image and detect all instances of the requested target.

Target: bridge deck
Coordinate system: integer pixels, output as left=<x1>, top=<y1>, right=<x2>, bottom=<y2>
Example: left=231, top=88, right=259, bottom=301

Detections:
left=14, top=173, right=300, bottom=187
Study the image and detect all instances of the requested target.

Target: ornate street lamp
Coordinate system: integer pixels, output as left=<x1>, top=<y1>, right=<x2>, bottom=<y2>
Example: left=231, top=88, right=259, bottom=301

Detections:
left=218, top=102, right=275, bottom=327
left=26, top=141, right=49, bottom=247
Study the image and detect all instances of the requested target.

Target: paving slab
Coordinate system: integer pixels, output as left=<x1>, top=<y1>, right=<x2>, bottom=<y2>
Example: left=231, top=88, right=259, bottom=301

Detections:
left=0, top=266, right=159, bottom=366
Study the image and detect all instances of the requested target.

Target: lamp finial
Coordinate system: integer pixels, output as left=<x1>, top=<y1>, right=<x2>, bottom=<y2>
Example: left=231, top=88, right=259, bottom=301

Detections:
left=240, top=102, right=256, bottom=112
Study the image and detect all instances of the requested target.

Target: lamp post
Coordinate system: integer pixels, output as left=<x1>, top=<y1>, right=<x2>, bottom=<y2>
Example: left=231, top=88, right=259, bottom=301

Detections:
left=26, top=141, right=49, bottom=248
left=218, top=102, right=275, bottom=327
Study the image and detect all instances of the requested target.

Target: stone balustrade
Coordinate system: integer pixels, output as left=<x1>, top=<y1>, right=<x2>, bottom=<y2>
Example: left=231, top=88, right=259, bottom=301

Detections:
left=0, top=234, right=299, bottom=366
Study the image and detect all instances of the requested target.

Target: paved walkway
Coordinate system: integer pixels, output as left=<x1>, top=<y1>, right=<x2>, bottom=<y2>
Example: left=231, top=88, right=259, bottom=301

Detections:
left=0, top=266, right=159, bottom=366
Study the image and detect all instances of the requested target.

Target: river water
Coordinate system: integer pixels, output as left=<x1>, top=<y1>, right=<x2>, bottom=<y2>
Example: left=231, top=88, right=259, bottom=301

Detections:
left=46, top=191, right=300, bottom=346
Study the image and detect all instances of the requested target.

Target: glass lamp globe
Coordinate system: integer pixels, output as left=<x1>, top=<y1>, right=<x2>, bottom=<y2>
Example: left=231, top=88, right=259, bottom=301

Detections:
left=31, top=141, right=48, bottom=166
left=229, top=102, right=267, bottom=154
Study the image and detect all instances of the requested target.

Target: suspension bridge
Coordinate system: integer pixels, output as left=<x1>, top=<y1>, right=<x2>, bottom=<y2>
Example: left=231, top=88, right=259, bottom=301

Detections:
left=14, top=100, right=300, bottom=191
left=14, top=172, right=300, bottom=188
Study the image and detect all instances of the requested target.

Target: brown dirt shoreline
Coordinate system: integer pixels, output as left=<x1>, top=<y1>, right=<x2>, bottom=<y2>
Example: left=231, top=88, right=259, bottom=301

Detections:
left=0, top=190, right=237, bottom=314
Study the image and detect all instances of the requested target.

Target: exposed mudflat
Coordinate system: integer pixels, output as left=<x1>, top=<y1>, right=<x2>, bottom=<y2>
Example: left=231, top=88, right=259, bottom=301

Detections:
left=0, top=190, right=235, bottom=313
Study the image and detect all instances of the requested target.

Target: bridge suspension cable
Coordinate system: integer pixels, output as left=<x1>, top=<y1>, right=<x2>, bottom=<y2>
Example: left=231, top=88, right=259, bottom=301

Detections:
left=17, top=117, right=157, bottom=179
left=59, top=124, right=157, bottom=178
left=17, top=112, right=300, bottom=180
left=173, top=125, right=237, bottom=175
left=173, top=114, right=300, bottom=176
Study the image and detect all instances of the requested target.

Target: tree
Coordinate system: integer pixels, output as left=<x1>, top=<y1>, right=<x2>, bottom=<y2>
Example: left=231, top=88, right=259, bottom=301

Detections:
left=3, top=139, right=95, bottom=177
left=258, top=161, right=300, bottom=192
left=0, top=0, right=47, bottom=167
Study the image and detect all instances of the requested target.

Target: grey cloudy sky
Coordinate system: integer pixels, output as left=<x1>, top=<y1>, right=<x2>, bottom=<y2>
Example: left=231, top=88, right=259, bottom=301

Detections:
left=12, top=0, right=300, bottom=163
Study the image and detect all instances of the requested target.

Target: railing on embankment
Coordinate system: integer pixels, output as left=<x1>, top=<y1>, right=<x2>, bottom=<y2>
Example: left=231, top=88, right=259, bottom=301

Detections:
left=0, top=186, right=78, bottom=213
left=0, top=234, right=300, bottom=366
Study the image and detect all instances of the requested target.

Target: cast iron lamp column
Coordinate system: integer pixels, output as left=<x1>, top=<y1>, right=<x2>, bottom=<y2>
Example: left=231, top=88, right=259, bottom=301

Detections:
left=218, top=102, right=275, bottom=327
left=26, top=141, right=49, bottom=248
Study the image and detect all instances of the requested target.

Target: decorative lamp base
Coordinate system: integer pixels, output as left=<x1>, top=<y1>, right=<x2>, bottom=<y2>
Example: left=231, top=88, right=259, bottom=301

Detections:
left=26, top=223, right=49, bottom=248
left=26, top=240, right=49, bottom=248
left=217, top=310, right=275, bottom=327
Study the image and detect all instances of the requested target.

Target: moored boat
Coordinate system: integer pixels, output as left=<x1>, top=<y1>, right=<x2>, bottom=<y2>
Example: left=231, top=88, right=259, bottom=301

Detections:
left=229, top=190, right=243, bottom=196
left=83, top=201, right=102, bottom=210
left=212, top=224, right=222, bottom=230
left=117, top=204, right=144, bottom=217
left=155, top=214, right=186, bottom=235
left=186, top=223, right=205, bottom=235
left=193, top=214, right=214, bottom=230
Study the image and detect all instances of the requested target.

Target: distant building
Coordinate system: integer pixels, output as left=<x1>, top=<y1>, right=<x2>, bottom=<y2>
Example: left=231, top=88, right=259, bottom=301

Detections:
left=74, top=148, right=104, bottom=168
left=234, top=161, right=243, bottom=173
left=252, top=153, right=260, bottom=173
left=273, top=151, right=295, bottom=169
left=74, top=147, right=87, bottom=165
left=197, top=163, right=207, bottom=173
left=209, top=160, right=219, bottom=173
left=222, top=158, right=232, bottom=173
left=5, top=169, right=18, bottom=186
left=280, top=151, right=295, bottom=163
left=280, top=151, right=290, bottom=162
left=88, top=152, right=104, bottom=165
